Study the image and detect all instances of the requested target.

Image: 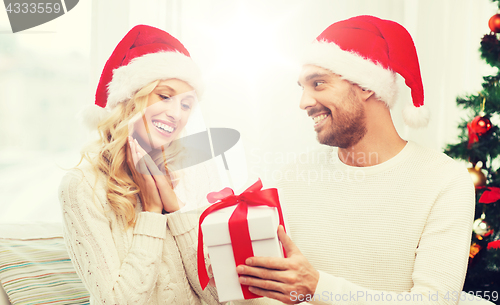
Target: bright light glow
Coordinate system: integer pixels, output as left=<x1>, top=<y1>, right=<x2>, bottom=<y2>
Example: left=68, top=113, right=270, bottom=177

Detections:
left=199, top=4, right=293, bottom=81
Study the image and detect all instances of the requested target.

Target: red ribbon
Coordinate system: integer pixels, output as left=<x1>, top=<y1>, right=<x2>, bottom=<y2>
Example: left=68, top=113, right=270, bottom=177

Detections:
left=197, top=179, right=286, bottom=299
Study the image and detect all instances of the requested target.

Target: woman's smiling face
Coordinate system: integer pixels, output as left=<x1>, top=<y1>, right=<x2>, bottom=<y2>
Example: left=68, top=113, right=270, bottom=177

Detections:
left=134, top=79, right=196, bottom=150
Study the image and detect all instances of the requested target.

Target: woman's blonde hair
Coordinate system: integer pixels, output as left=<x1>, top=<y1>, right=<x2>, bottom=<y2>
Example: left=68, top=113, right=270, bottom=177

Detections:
left=78, top=80, right=185, bottom=226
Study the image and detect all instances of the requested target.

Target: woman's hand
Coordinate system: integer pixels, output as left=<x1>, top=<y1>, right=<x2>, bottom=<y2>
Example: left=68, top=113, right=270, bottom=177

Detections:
left=126, top=136, right=182, bottom=213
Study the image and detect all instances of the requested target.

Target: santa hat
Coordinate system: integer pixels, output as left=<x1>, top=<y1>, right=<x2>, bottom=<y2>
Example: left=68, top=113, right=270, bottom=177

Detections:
left=82, top=24, right=203, bottom=129
left=302, top=15, right=429, bottom=128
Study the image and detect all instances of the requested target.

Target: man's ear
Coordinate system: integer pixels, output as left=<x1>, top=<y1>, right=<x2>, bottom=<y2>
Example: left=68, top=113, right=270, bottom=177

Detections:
left=358, top=86, right=375, bottom=102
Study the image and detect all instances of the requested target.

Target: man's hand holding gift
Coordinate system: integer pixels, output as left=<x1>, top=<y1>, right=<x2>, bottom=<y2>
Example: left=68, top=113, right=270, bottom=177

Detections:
left=236, top=225, right=320, bottom=305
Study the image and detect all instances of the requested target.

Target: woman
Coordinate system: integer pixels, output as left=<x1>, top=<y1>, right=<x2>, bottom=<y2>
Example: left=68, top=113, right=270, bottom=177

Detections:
left=59, top=25, right=221, bottom=305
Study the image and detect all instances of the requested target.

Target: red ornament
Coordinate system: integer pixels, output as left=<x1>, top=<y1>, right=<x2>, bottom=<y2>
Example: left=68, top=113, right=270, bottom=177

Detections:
left=487, top=240, right=500, bottom=250
left=467, top=116, right=492, bottom=148
left=489, top=14, right=500, bottom=33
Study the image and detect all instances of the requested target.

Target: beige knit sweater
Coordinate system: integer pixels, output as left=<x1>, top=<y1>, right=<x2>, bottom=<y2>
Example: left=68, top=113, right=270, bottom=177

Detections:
left=58, top=159, right=224, bottom=305
left=236, top=141, right=475, bottom=305
left=60, top=140, right=475, bottom=305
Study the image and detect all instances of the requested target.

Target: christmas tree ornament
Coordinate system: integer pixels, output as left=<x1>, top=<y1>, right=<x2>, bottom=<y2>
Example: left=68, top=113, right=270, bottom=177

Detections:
left=470, top=243, right=482, bottom=259
left=489, top=14, right=500, bottom=33
left=473, top=213, right=493, bottom=237
left=489, top=13, right=500, bottom=33
left=479, top=186, right=500, bottom=204
left=467, top=115, right=492, bottom=148
left=473, top=116, right=492, bottom=135
left=487, top=240, right=500, bottom=250
left=467, top=164, right=487, bottom=188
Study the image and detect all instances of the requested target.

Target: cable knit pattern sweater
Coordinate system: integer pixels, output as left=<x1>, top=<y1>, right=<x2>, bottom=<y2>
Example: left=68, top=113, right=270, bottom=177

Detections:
left=236, top=141, right=475, bottom=305
left=58, top=159, right=223, bottom=305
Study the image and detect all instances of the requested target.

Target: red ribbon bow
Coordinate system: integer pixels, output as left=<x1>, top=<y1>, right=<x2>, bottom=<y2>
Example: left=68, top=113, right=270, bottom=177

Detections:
left=197, top=179, right=286, bottom=299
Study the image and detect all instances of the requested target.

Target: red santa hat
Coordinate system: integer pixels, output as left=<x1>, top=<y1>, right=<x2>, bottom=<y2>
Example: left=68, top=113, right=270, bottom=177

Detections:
left=302, top=15, right=429, bottom=128
left=83, top=24, right=203, bottom=129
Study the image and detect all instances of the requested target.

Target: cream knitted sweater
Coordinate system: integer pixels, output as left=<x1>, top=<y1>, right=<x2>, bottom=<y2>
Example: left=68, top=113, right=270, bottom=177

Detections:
left=60, top=140, right=474, bottom=305
left=238, top=141, right=475, bottom=305
left=58, top=160, right=223, bottom=305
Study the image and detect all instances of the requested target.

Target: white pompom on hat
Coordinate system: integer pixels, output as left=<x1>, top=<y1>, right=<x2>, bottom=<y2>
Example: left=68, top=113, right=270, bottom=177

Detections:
left=82, top=24, right=203, bottom=129
left=302, top=15, right=429, bottom=128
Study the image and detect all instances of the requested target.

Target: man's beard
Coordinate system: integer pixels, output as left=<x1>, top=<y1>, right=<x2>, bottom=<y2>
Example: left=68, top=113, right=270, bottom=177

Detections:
left=315, top=89, right=367, bottom=148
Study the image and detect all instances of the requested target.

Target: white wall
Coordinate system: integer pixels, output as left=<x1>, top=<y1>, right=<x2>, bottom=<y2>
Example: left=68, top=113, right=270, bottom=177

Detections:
left=0, top=0, right=497, bottom=223
left=176, top=0, right=498, bottom=187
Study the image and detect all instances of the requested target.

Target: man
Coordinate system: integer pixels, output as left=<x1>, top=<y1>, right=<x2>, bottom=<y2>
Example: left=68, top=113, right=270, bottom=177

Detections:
left=236, top=15, right=475, bottom=304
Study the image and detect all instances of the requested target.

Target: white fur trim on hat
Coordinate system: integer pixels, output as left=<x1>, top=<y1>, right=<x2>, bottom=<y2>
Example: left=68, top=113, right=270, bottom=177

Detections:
left=106, top=51, right=203, bottom=109
left=79, top=104, right=111, bottom=130
left=402, top=103, right=430, bottom=128
left=302, top=40, right=398, bottom=108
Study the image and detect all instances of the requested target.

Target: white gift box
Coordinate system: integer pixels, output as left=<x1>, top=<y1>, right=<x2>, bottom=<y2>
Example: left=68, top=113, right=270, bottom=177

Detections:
left=201, top=205, right=284, bottom=302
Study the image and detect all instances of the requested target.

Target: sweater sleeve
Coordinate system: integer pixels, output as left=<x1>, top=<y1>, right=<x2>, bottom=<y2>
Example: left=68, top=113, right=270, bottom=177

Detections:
left=168, top=209, right=223, bottom=305
left=308, top=166, right=475, bottom=305
left=59, top=168, right=167, bottom=305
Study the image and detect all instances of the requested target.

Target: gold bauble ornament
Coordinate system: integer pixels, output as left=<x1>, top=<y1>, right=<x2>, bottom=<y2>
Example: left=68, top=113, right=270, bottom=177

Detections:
left=468, top=164, right=486, bottom=188
left=469, top=243, right=482, bottom=259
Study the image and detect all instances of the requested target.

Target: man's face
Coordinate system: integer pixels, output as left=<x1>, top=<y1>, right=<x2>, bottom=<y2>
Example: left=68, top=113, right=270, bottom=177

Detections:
left=297, top=65, right=367, bottom=148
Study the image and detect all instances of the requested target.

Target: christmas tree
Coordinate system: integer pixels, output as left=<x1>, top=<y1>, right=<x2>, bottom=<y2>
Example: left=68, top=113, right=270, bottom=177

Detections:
left=444, top=2, right=500, bottom=303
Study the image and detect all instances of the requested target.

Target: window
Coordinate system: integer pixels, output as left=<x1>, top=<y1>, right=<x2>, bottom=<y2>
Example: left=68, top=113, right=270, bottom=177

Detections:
left=0, top=1, right=91, bottom=223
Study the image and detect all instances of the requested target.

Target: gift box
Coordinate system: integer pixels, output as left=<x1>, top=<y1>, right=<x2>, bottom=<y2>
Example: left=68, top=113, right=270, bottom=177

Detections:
left=197, top=179, right=286, bottom=303
left=202, top=205, right=283, bottom=302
